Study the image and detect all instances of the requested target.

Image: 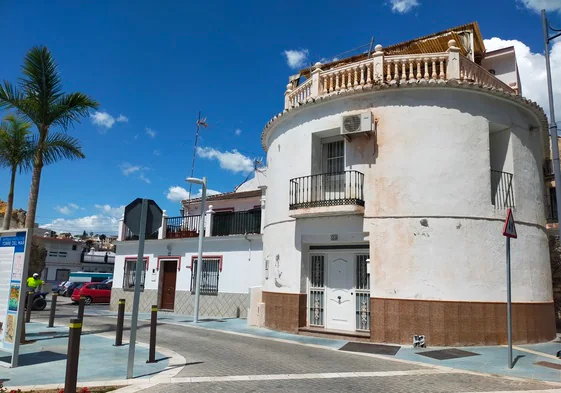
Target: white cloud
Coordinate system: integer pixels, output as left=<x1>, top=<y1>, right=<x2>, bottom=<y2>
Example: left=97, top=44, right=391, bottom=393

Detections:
left=139, top=172, right=151, bottom=184
left=90, top=111, right=128, bottom=131
left=145, top=127, right=157, bottom=138
left=234, top=128, right=242, bottom=136
left=518, top=0, right=561, bottom=13
left=165, top=186, right=222, bottom=202
left=120, top=162, right=142, bottom=176
left=120, top=162, right=151, bottom=183
left=153, top=149, right=161, bottom=156
left=483, top=37, right=561, bottom=121
left=94, top=204, right=125, bottom=218
left=389, top=0, right=419, bottom=13
left=54, top=203, right=80, bottom=215
left=43, top=215, right=120, bottom=235
left=283, top=49, right=309, bottom=69
left=196, top=146, right=254, bottom=173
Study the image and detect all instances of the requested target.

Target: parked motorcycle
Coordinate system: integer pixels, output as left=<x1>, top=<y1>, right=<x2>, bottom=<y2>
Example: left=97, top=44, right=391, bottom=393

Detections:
left=23, top=292, right=48, bottom=311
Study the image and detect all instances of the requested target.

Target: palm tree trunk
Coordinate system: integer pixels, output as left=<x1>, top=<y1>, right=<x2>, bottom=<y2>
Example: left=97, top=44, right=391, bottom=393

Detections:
left=2, top=167, right=17, bottom=230
left=25, top=126, right=47, bottom=229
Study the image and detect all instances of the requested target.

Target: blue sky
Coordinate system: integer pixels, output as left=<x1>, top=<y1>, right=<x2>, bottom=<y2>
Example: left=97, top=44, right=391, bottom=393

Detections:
left=0, top=0, right=559, bottom=235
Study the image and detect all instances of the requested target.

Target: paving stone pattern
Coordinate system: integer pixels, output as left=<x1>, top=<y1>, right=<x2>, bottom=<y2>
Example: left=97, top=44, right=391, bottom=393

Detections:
left=146, top=374, right=557, bottom=393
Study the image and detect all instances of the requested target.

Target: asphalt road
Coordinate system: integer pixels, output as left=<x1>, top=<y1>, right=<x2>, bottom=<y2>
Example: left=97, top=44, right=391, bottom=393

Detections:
left=30, top=297, right=560, bottom=393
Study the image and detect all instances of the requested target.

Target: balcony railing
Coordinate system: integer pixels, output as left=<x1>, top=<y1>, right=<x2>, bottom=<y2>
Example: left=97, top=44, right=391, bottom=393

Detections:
left=81, top=252, right=115, bottom=264
left=289, top=170, right=365, bottom=210
left=166, top=215, right=200, bottom=239
left=284, top=42, right=516, bottom=110
left=491, top=169, right=515, bottom=209
left=212, top=209, right=261, bottom=236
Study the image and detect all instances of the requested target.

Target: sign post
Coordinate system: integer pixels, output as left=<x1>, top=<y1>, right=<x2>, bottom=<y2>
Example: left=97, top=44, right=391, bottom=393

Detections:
left=123, top=198, right=162, bottom=379
left=502, top=208, right=517, bottom=369
left=0, top=229, right=32, bottom=368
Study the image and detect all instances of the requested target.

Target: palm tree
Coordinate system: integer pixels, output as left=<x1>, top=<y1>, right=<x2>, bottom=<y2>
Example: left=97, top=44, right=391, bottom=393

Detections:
left=0, top=46, right=98, bottom=228
left=0, top=114, right=87, bottom=229
left=0, top=115, right=33, bottom=229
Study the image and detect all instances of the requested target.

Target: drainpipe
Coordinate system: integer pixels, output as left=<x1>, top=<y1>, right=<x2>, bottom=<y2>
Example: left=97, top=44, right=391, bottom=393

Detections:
left=244, top=233, right=252, bottom=261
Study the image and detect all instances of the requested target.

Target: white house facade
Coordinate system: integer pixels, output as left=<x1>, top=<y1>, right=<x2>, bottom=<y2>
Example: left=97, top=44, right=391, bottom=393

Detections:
left=255, top=23, right=556, bottom=346
left=110, top=175, right=264, bottom=317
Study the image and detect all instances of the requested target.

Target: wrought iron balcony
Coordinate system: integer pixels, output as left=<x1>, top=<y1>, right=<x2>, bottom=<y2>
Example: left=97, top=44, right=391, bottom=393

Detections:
left=289, top=170, right=365, bottom=210
left=212, top=209, right=261, bottom=236
left=166, top=215, right=200, bottom=239
left=491, top=169, right=514, bottom=209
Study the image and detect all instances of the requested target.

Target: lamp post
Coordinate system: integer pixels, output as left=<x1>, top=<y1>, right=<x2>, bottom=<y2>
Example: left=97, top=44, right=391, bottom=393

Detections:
left=186, top=176, right=207, bottom=323
left=542, top=9, right=561, bottom=239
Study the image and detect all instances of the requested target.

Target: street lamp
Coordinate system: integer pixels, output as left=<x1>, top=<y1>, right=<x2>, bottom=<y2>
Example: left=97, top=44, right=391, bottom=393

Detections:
left=542, top=10, right=561, bottom=240
left=186, top=176, right=207, bottom=323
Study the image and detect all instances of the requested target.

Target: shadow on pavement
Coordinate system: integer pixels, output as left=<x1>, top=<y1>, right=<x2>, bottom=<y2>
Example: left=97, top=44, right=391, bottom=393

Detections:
left=134, top=362, right=203, bottom=379
left=0, top=351, right=66, bottom=366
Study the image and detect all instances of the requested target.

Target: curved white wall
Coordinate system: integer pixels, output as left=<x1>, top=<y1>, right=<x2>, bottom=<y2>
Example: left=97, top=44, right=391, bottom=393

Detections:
left=262, top=87, right=552, bottom=303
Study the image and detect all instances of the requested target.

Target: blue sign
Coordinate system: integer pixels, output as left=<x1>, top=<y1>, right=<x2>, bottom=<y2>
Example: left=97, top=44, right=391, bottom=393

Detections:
left=0, top=235, right=26, bottom=253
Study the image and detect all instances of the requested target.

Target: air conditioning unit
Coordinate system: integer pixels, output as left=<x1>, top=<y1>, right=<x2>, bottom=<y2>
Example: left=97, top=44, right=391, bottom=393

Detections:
left=341, top=112, right=373, bottom=135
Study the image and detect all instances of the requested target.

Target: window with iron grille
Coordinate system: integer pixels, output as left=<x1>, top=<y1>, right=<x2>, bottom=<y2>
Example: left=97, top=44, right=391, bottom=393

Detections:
left=355, top=254, right=370, bottom=331
left=309, top=254, right=325, bottom=327
left=191, top=257, right=221, bottom=295
left=123, top=258, right=147, bottom=291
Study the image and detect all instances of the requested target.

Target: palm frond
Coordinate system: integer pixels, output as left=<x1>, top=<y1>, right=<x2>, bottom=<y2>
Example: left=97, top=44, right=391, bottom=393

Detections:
left=49, top=92, right=99, bottom=130
left=0, top=81, right=41, bottom=124
left=0, top=114, right=34, bottom=172
left=39, top=132, right=86, bottom=165
left=20, top=46, right=63, bottom=110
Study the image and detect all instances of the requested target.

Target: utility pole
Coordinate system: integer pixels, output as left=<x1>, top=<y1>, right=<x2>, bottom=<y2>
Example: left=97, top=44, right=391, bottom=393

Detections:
left=542, top=10, right=561, bottom=239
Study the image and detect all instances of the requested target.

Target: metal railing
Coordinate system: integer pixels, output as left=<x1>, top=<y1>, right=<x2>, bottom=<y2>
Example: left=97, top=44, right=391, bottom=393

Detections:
left=191, top=258, right=220, bottom=295
left=491, top=169, right=515, bottom=209
left=289, top=170, right=365, bottom=210
left=81, top=253, right=115, bottom=264
left=545, top=189, right=558, bottom=223
left=212, top=209, right=261, bottom=236
left=166, top=215, right=200, bottom=239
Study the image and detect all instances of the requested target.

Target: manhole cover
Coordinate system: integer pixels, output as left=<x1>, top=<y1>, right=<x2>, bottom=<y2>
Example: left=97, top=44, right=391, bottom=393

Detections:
left=339, top=342, right=401, bottom=356
left=417, top=348, right=480, bottom=360
left=534, top=361, right=561, bottom=370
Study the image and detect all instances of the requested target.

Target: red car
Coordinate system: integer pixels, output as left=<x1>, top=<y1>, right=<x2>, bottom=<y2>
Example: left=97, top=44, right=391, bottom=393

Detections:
left=71, top=282, right=112, bottom=305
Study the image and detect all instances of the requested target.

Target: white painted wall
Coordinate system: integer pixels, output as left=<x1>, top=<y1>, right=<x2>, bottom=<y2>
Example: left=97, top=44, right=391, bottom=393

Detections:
left=113, top=235, right=262, bottom=294
left=185, top=196, right=261, bottom=216
left=481, top=49, right=520, bottom=93
left=262, top=87, right=551, bottom=302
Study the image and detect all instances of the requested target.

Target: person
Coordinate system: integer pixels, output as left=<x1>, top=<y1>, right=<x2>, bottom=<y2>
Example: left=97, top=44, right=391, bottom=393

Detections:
left=26, top=273, right=44, bottom=292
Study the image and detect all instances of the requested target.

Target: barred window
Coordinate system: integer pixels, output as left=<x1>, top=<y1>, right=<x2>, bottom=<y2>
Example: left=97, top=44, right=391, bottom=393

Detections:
left=190, top=257, right=221, bottom=295
left=123, top=258, right=147, bottom=290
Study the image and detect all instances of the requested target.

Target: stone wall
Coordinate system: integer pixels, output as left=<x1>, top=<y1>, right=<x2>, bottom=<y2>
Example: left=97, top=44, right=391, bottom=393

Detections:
left=548, top=232, right=561, bottom=328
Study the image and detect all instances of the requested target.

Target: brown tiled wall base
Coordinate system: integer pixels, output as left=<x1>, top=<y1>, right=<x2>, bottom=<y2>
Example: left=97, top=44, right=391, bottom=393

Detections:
left=262, top=291, right=307, bottom=332
left=371, top=297, right=556, bottom=346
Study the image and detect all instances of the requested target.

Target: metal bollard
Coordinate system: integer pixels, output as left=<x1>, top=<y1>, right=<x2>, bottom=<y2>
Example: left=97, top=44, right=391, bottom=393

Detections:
left=77, top=296, right=85, bottom=322
left=48, top=293, right=58, bottom=328
left=64, top=318, right=83, bottom=393
left=146, top=305, right=157, bottom=363
left=25, top=292, right=34, bottom=323
left=114, top=299, right=125, bottom=346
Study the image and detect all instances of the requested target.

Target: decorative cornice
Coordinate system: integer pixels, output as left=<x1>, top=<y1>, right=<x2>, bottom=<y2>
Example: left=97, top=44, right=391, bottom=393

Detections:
left=261, top=79, right=548, bottom=152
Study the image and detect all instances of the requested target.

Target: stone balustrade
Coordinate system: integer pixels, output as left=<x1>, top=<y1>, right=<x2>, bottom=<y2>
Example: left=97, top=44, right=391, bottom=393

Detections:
left=284, top=40, right=516, bottom=110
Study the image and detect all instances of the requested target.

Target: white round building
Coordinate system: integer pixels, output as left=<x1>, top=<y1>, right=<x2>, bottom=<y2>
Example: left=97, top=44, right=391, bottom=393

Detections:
left=258, top=24, right=556, bottom=346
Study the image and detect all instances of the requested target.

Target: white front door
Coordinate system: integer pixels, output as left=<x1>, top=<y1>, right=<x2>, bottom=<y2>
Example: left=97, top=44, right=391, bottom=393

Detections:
left=326, top=253, right=355, bottom=331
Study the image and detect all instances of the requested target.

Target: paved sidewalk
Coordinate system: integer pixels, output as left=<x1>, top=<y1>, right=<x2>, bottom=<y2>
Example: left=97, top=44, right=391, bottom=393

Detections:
left=85, top=309, right=561, bottom=383
left=0, top=322, right=170, bottom=388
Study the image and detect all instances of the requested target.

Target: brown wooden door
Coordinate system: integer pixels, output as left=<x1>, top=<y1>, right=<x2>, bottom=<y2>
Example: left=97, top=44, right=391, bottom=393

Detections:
left=161, top=261, right=177, bottom=310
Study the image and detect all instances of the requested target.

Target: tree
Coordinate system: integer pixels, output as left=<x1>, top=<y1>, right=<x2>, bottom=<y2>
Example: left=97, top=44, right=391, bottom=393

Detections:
left=0, top=115, right=33, bottom=229
left=89, top=231, right=93, bottom=237
left=81, top=230, right=87, bottom=239
left=0, top=46, right=98, bottom=229
left=99, top=234, right=106, bottom=243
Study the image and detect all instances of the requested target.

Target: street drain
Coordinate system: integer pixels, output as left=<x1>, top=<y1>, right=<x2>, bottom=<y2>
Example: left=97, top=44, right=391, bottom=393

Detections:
left=417, top=348, right=480, bottom=360
left=339, top=342, right=401, bottom=356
